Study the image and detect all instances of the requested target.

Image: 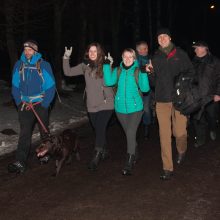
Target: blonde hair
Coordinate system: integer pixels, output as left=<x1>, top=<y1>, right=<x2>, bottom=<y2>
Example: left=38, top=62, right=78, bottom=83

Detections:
left=122, top=48, right=136, bottom=60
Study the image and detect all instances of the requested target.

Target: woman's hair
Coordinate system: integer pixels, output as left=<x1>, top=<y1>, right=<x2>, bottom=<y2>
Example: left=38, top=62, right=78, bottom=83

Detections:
left=122, top=48, right=137, bottom=60
left=84, top=42, right=105, bottom=78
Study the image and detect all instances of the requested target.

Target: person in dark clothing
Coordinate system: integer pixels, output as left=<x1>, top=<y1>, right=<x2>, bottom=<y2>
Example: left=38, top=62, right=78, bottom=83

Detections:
left=136, top=41, right=153, bottom=139
left=191, top=41, right=220, bottom=147
left=146, top=28, right=195, bottom=180
left=8, top=40, right=56, bottom=173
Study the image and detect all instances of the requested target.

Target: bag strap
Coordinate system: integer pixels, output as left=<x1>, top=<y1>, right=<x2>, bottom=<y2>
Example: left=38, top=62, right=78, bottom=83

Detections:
left=19, top=59, right=44, bottom=82
left=36, top=59, right=44, bottom=83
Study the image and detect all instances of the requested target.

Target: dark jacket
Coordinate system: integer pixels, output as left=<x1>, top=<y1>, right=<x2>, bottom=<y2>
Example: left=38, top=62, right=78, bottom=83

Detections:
left=150, top=46, right=194, bottom=102
left=192, top=53, right=220, bottom=97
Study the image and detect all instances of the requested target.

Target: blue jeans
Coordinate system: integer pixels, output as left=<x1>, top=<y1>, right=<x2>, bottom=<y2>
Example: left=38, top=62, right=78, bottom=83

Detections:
left=142, top=92, right=152, bottom=126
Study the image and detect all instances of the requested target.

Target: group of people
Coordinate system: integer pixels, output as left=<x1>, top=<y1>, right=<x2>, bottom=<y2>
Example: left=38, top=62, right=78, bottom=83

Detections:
left=7, top=28, right=220, bottom=180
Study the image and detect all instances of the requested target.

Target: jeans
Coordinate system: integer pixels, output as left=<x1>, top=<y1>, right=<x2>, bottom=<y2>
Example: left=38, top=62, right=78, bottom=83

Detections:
left=142, top=92, right=152, bottom=126
left=88, top=110, right=113, bottom=152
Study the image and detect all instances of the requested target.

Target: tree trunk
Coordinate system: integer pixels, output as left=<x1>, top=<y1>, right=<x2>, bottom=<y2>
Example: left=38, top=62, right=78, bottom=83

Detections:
left=156, top=0, right=161, bottom=28
left=133, top=0, right=140, bottom=42
left=53, top=0, right=66, bottom=91
left=147, top=0, right=153, bottom=50
left=4, top=0, right=18, bottom=72
left=22, top=0, right=29, bottom=41
left=78, top=0, right=88, bottom=60
left=111, top=0, right=122, bottom=62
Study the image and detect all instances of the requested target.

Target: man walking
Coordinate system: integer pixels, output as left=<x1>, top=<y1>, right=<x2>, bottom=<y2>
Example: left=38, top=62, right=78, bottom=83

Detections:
left=8, top=40, right=55, bottom=173
left=147, top=28, right=194, bottom=180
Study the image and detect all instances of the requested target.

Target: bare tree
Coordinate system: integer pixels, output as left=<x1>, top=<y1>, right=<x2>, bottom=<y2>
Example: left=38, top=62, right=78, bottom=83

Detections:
left=4, top=0, right=19, bottom=71
left=147, top=0, right=153, bottom=50
left=53, top=0, right=68, bottom=91
left=133, top=0, right=141, bottom=42
left=156, top=0, right=161, bottom=28
left=110, top=0, right=123, bottom=60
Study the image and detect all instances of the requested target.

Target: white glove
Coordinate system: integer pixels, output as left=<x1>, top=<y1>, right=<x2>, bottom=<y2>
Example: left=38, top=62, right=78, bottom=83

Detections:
left=63, top=46, right=73, bottom=59
left=105, top=52, right=114, bottom=66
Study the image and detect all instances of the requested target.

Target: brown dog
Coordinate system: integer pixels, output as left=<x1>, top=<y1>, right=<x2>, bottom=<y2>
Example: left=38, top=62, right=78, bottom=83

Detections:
left=36, top=129, right=80, bottom=176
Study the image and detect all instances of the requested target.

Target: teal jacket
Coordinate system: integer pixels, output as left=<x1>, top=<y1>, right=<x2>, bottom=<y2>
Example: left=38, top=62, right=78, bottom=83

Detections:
left=103, top=61, right=150, bottom=114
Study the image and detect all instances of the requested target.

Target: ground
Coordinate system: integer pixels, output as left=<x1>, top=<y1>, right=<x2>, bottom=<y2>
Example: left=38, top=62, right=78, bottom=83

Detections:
left=0, top=120, right=220, bottom=220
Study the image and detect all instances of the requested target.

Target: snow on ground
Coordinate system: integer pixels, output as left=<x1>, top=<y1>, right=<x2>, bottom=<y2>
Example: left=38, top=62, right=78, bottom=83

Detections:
left=0, top=80, right=87, bottom=156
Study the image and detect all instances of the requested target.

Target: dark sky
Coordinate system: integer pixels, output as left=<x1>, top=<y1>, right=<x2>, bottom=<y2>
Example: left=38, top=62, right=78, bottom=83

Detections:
left=0, top=0, right=219, bottom=80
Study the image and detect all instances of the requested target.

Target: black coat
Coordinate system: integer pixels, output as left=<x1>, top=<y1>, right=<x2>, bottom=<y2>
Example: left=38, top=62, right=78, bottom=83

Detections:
left=150, top=46, right=194, bottom=102
left=192, top=54, right=220, bottom=97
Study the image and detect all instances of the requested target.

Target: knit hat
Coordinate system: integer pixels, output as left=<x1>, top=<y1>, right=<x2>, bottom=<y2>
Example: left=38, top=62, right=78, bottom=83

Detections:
left=156, top=28, right=171, bottom=37
left=192, top=41, right=209, bottom=49
left=23, top=40, right=38, bottom=51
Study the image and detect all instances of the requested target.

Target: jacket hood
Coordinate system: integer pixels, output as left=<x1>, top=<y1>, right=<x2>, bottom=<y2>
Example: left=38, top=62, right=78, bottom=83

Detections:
left=20, top=52, right=42, bottom=65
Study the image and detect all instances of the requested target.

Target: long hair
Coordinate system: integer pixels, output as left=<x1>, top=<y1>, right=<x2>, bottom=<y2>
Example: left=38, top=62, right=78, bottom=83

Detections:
left=84, top=42, right=105, bottom=78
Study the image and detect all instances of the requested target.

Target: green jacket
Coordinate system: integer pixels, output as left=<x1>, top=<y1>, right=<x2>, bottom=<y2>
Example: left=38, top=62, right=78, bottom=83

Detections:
left=103, top=61, right=150, bottom=114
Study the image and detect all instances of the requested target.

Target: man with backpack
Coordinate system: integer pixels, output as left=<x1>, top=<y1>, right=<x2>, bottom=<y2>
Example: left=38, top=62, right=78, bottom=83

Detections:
left=191, top=41, right=220, bottom=147
left=8, top=40, right=56, bottom=174
left=146, top=28, right=194, bottom=180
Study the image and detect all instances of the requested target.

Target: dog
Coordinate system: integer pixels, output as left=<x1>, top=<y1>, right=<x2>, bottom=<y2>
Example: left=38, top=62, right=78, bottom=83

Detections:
left=36, top=129, right=80, bottom=176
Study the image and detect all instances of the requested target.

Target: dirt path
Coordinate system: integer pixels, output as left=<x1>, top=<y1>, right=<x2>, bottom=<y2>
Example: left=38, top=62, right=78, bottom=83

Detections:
left=0, top=121, right=220, bottom=220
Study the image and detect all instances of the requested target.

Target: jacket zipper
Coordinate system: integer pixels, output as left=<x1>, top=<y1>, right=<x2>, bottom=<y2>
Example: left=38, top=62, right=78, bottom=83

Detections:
left=125, top=71, right=128, bottom=113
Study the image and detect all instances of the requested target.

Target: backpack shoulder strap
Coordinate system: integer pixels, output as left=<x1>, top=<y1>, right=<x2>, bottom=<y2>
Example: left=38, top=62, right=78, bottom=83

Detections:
left=134, top=67, right=139, bottom=85
left=18, top=61, right=25, bottom=81
left=117, top=66, right=122, bottom=79
left=36, top=59, right=44, bottom=82
left=19, top=61, right=24, bottom=74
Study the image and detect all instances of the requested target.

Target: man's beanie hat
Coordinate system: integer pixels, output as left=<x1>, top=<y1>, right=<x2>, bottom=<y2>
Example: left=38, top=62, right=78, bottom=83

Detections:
left=192, top=41, right=209, bottom=49
left=156, top=28, right=171, bottom=37
left=23, top=40, right=38, bottom=51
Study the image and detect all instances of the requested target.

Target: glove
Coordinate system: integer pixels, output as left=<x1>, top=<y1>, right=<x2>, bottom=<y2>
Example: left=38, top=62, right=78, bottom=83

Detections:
left=104, top=52, right=114, bottom=66
left=140, top=65, right=147, bottom=73
left=63, top=46, right=73, bottom=59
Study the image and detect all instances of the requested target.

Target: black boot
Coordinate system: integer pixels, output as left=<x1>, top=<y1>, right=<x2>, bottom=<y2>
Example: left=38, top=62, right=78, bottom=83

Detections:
left=88, top=150, right=102, bottom=171
left=122, top=154, right=135, bottom=176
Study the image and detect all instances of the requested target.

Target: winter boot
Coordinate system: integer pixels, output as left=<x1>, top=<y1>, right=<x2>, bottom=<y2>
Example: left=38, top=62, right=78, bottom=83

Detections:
left=8, top=161, right=26, bottom=174
left=88, top=150, right=102, bottom=171
left=122, top=154, right=135, bottom=176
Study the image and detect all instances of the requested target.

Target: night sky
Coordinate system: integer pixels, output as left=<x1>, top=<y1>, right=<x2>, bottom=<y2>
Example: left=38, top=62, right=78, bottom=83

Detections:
left=0, top=0, right=219, bottom=81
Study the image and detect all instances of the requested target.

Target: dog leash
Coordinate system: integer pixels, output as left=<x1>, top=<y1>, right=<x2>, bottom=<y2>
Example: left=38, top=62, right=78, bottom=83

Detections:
left=22, top=102, right=50, bottom=134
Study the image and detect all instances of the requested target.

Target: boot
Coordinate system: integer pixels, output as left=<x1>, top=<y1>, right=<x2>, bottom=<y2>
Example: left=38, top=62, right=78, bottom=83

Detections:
left=122, top=154, right=135, bottom=176
left=88, top=150, right=102, bottom=171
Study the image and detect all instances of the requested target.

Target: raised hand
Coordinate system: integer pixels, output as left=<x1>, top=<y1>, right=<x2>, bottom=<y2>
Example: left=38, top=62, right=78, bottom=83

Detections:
left=105, top=52, right=114, bottom=66
left=63, top=46, right=73, bottom=59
